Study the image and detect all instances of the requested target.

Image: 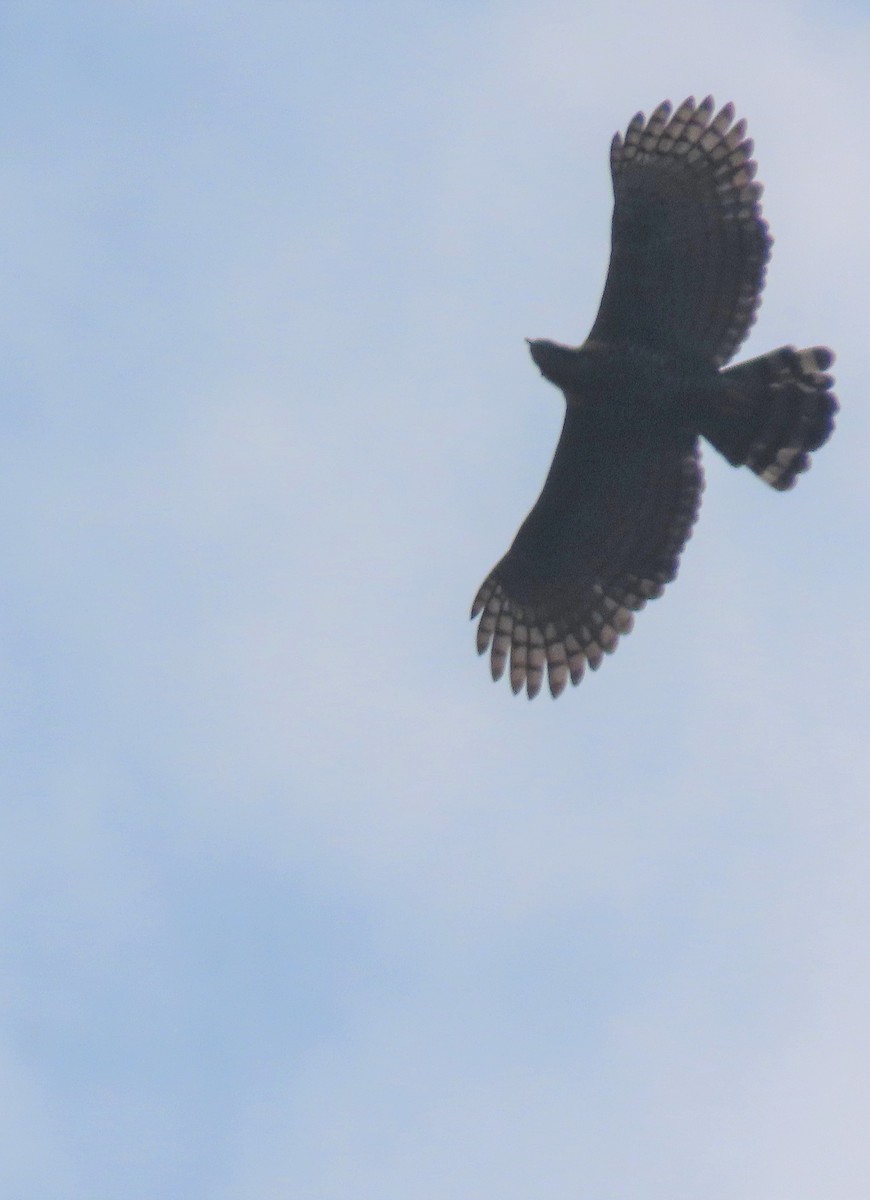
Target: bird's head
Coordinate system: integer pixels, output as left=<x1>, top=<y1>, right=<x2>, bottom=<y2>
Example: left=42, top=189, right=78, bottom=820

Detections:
left=526, top=338, right=575, bottom=386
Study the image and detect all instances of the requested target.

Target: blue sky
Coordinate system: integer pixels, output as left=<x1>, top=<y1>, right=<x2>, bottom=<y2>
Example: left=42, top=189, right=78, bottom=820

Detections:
left=1, top=2, right=869, bottom=1197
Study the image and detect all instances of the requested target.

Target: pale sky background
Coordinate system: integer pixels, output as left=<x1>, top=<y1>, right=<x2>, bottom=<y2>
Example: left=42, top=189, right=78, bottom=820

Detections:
left=1, top=2, right=869, bottom=1198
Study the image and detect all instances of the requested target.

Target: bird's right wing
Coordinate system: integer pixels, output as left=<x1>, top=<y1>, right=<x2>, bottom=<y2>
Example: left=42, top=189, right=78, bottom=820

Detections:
left=471, top=410, right=703, bottom=698
left=588, top=96, right=771, bottom=368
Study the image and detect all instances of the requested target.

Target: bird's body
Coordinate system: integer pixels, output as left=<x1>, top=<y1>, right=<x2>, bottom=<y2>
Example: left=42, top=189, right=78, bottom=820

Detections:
left=472, top=97, right=837, bottom=699
left=528, top=338, right=717, bottom=423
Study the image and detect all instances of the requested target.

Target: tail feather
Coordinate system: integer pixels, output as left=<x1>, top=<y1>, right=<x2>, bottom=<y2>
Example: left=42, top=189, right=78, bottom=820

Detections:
left=700, top=346, right=837, bottom=490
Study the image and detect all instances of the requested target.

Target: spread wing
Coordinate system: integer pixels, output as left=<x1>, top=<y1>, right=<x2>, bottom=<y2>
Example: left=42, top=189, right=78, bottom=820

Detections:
left=589, top=96, right=771, bottom=367
left=471, top=411, right=703, bottom=698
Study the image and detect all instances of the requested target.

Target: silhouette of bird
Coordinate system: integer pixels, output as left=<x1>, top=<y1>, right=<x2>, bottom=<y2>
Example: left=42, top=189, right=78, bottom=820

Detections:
left=472, top=96, right=837, bottom=699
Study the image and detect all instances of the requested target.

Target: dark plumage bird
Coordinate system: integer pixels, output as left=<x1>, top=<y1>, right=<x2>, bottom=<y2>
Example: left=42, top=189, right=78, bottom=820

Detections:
left=472, top=96, right=837, bottom=699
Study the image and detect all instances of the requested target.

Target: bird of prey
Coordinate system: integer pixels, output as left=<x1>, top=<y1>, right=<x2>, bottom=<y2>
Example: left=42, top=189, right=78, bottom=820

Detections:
left=471, top=96, right=837, bottom=699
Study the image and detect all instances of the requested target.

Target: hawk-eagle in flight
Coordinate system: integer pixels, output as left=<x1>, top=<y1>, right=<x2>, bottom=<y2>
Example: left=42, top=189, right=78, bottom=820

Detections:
left=472, top=96, right=837, bottom=698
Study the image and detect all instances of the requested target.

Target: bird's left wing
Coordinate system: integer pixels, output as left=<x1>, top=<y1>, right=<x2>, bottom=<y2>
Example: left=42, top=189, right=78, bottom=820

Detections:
left=471, top=411, right=703, bottom=697
left=589, top=97, right=771, bottom=368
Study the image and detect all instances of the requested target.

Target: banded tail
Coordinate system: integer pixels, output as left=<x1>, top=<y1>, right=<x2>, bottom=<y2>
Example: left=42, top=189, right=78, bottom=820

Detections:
left=701, top=346, right=837, bottom=490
